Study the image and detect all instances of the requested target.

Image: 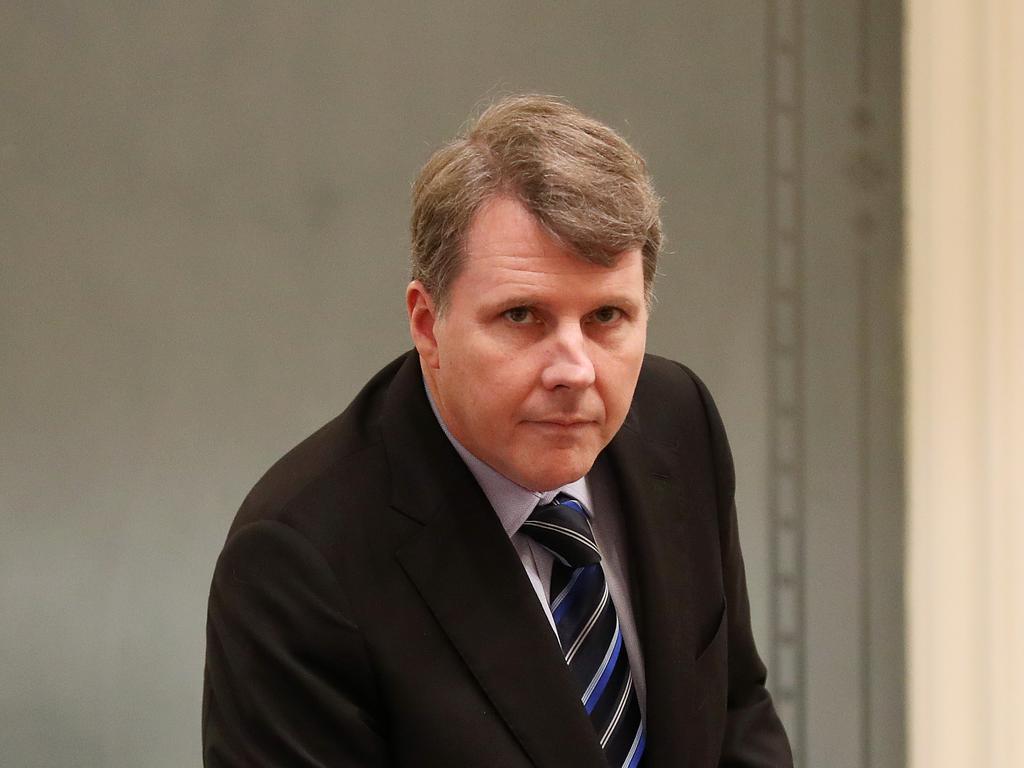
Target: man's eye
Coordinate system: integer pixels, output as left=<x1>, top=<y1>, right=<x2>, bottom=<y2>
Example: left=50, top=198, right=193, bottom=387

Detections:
left=503, top=306, right=534, bottom=324
left=590, top=306, right=623, bottom=324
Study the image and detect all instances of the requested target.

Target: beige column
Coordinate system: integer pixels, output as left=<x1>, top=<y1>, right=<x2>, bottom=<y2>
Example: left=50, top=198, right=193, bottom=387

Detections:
left=905, top=1, right=1024, bottom=766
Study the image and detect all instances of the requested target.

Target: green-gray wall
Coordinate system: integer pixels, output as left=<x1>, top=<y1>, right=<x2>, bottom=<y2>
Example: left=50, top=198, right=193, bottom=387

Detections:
left=1, top=3, right=903, bottom=766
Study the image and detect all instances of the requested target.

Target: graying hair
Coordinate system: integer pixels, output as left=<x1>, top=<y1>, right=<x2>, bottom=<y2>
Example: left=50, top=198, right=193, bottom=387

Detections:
left=410, top=94, right=662, bottom=311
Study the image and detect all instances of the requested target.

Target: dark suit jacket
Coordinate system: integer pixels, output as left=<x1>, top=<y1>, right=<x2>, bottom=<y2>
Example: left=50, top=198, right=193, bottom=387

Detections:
left=202, top=351, right=792, bottom=767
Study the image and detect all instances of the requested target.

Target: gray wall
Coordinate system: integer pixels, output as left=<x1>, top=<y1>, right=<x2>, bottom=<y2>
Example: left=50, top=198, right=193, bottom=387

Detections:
left=0, top=2, right=902, bottom=766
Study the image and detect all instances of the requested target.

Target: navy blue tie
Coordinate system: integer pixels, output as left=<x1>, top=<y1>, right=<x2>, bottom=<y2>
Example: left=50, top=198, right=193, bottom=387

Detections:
left=522, top=494, right=646, bottom=767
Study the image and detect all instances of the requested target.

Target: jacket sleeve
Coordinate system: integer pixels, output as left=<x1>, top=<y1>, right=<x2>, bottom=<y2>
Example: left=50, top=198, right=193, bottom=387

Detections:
left=202, top=520, right=388, bottom=767
left=688, top=367, right=794, bottom=768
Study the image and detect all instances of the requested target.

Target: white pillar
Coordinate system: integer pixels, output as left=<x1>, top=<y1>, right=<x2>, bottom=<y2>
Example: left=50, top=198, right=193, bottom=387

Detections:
left=905, top=1, right=1024, bottom=766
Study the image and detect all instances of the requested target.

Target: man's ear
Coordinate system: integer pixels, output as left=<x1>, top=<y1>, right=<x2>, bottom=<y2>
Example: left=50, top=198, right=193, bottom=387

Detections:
left=406, top=281, right=441, bottom=369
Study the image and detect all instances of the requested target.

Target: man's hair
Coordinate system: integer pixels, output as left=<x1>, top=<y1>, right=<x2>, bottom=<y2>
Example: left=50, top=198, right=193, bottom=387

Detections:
left=410, top=94, right=662, bottom=312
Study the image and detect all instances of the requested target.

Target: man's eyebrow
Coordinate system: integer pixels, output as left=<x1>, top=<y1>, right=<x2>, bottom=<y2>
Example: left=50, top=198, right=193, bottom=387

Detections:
left=486, top=295, right=643, bottom=312
left=600, top=295, right=642, bottom=311
left=488, top=295, right=537, bottom=307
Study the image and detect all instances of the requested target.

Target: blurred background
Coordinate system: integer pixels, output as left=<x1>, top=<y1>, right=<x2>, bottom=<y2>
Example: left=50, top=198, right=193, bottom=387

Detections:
left=1, top=1, right=922, bottom=766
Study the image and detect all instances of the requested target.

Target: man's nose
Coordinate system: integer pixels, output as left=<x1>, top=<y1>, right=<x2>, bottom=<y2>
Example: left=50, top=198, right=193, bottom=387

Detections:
left=540, top=324, right=596, bottom=390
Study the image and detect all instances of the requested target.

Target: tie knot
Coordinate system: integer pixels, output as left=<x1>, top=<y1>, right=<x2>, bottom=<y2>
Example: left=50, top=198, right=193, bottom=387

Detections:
left=521, top=494, right=601, bottom=568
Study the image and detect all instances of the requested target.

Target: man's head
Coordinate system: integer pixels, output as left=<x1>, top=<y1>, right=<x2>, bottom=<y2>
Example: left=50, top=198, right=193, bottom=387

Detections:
left=407, top=95, right=662, bottom=491
left=410, top=94, right=662, bottom=313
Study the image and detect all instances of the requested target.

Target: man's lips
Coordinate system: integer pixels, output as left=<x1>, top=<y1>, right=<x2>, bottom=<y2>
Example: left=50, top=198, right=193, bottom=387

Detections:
left=525, top=418, right=598, bottom=427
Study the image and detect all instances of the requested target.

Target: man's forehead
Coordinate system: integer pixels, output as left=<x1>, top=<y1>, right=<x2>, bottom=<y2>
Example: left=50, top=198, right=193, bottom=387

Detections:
left=464, top=196, right=556, bottom=255
left=460, top=243, right=642, bottom=282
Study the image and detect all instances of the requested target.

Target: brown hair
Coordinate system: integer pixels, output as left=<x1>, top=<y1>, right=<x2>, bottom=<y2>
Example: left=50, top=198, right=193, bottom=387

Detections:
left=410, top=94, right=662, bottom=311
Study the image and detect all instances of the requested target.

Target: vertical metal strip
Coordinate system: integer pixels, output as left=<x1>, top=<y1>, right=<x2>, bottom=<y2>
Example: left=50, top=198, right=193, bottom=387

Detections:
left=852, top=2, right=876, bottom=765
left=765, top=1, right=807, bottom=764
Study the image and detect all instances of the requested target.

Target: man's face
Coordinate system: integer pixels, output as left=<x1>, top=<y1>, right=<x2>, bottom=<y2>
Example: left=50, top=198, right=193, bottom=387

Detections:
left=408, top=196, right=648, bottom=491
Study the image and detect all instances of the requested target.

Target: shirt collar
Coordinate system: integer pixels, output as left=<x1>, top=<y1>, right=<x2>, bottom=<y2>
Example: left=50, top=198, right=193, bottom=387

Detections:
left=422, top=375, right=593, bottom=537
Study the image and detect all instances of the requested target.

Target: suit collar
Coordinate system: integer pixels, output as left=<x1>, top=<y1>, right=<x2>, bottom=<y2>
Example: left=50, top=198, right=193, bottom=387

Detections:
left=605, top=409, right=700, bottom=766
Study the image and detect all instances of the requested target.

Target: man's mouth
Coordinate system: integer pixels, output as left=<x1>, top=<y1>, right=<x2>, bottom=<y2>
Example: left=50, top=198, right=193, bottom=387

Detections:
left=528, top=418, right=596, bottom=427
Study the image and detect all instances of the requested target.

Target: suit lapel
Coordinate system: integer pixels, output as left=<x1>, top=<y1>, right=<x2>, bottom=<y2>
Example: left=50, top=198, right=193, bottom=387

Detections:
left=606, top=413, right=699, bottom=766
left=382, top=353, right=607, bottom=768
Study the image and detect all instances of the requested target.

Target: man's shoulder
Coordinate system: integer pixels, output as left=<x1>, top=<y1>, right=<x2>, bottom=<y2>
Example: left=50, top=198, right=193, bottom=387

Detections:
left=631, top=353, right=729, bottom=450
left=632, top=352, right=734, bottom=485
left=634, top=353, right=715, bottom=422
left=637, top=353, right=703, bottom=395
left=227, top=352, right=414, bottom=536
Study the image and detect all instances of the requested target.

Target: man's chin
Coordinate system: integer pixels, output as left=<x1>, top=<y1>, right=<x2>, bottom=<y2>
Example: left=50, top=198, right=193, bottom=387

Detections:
left=504, top=449, right=598, bottom=493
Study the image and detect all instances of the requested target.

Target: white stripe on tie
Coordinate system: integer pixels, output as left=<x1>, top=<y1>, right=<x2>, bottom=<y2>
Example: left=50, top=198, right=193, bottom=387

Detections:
left=565, top=580, right=610, bottom=663
left=582, top=615, right=620, bottom=704
left=520, top=520, right=601, bottom=556
left=550, top=567, right=583, bottom=614
left=600, top=671, right=634, bottom=747
left=620, top=722, right=644, bottom=768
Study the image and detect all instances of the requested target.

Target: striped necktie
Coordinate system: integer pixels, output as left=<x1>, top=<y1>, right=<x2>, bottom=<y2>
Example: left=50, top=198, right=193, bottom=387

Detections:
left=521, top=494, right=646, bottom=768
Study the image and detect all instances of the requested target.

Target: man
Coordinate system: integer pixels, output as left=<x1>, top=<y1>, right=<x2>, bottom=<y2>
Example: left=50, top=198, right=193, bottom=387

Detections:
left=203, top=95, right=792, bottom=767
